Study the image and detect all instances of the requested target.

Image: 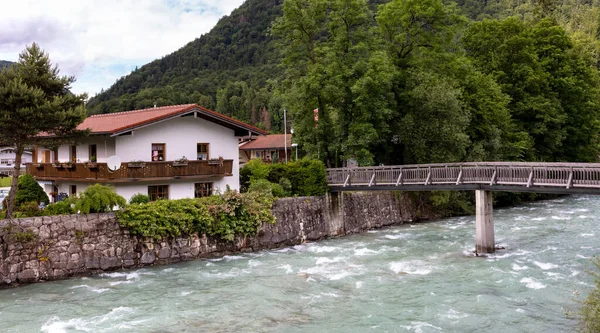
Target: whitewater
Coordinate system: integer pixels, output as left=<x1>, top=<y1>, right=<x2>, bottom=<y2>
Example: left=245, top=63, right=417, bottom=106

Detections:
left=0, top=195, right=598, bottom=332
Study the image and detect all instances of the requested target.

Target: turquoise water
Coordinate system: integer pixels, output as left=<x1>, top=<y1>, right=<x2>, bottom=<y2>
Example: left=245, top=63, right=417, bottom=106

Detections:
left=1, top=195, right=599, bottom=332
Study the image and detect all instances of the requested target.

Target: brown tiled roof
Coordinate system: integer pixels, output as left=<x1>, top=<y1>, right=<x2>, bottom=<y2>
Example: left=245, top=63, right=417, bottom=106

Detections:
left=240, top=134, right=292, bottom=150
left=76, top=104, right=267, bottom=136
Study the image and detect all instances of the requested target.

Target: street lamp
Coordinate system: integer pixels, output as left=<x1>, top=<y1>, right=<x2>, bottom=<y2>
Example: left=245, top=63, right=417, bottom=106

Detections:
left=291, top=143, right=298, bottom=161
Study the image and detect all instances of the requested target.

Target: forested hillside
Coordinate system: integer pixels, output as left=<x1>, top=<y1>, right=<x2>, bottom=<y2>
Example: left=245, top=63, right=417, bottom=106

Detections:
left=86, top=0, right=284, bottom=129
left=0, top=60, right=14, bottom=69
left=88, top=0, right=600, bottom=168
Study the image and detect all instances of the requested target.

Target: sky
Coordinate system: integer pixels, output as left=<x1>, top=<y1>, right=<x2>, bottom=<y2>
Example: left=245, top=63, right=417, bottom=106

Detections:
left=0, top=0, right=246, bottom=97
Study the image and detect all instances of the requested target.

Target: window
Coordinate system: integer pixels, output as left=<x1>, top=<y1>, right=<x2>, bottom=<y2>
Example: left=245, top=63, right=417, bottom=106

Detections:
left=89, top=144, right=97, bottom=161
left=197, top=143, right=209, bottom=160
left=148, top=185, right=169, bottom=201
left=70, top=185, right=77, bottom=196
left=152, top=143, right=165, bottom=161
left=70, top=145, right=77, bottom=162
left=53, top=149, right=58, bottom=162
left=194, top=183, right=213, bottom=198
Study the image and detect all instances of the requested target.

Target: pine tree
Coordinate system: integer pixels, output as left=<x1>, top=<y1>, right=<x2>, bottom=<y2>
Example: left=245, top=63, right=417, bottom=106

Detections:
left=0, top=43, right=88, bottom=217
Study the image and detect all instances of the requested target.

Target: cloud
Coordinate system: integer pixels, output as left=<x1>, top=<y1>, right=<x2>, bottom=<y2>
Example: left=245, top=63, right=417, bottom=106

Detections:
left=0, top=0, right=245, bottom=96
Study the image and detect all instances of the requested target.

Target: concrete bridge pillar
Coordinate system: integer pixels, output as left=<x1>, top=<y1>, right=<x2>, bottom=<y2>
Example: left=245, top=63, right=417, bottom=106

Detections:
left=475, top=190, right=495, bottom=254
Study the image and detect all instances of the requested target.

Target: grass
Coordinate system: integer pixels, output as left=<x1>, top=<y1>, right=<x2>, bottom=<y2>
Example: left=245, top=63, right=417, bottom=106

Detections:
left=0, top=177, right=12, bottom=187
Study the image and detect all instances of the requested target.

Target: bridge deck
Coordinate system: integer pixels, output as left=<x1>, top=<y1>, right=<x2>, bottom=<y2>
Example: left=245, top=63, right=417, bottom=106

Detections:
left=327, top=162, right=600, bottom=195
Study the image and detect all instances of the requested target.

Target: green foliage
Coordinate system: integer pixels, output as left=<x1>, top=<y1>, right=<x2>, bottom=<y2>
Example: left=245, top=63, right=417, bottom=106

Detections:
left=116, top=189, right=276, bottom=241
left=129, top=193, right=150, bottom=205
left=15, top=174, right=49, bottom=207
left=0, top=43, right=87, bottom=217
left=74, top=184, right=126, bottom=214
left=240, top=159, right=327, bottom=196
left=578, top=257, right=600, bottom=333
left=463, top=17, right=600, bottom=162
left=17, top=201, right=43, bottom=217
left=248, top=179, right=286, bottom=197
left=13, top=228, right=37, bottom=243
left=44, top=199, right=76, bottom=216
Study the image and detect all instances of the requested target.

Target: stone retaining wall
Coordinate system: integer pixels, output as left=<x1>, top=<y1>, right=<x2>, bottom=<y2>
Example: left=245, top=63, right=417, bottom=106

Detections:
left=0, top=191, right=419, bottom=287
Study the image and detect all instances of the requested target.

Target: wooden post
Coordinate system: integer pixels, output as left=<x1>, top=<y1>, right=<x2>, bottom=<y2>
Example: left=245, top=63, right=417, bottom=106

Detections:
left=475, top=190, right=495, bottom=254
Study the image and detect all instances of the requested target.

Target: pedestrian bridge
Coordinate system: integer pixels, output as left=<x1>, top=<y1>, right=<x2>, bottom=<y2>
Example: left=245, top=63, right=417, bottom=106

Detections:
left=327, top=162, right=600, bottom=194
left=326, top=162, right=600, bottom=254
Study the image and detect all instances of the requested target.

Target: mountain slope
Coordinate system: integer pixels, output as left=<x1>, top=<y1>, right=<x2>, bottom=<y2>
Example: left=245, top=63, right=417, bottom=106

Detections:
left=86, top=0, right=282, bottom=116
left=0, top=60, right=14, bottom=69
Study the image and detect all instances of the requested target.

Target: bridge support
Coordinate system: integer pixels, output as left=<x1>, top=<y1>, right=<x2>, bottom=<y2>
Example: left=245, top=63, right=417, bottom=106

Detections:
left=475, top=190, right=495, bottom=254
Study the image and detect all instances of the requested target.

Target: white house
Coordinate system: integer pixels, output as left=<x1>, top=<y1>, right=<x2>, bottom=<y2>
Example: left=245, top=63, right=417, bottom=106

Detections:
left=27, top=104, right=266, bottom=202
left=0, top=147, right=32, bottom=176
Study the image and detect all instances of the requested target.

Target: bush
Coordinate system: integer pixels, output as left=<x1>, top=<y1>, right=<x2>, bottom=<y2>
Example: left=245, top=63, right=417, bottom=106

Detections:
left=248, top=179, right=286, bottom=197
left=240, top=158, right=327, bottom=197
left=15, top=174, right=49, bottom=206
left=129, top=193, right=150, bottom=205
left=44, top=199, right=76, bottom=216
left=117, top=189, right=275, bottom=241
left=16, top=201, right=43, bottom=217
left=74, top=184, right=126, bottom=213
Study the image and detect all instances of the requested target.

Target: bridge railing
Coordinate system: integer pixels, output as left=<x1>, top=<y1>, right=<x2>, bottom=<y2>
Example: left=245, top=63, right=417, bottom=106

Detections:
left=326, top=162, right=600, bottom=189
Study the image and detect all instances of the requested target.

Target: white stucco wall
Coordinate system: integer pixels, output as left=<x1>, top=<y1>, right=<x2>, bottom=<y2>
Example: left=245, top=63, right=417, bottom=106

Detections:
left=114, top=115, right=239, bottom=191
left=0, top=149, right=31, bottom=165
left=36, top=136, right=116, bottom=163
left=48, top=180, right=219, bottom=203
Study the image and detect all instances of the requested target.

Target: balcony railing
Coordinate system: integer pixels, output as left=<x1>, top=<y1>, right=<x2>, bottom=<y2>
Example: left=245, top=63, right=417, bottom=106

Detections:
left=26, top=160, right=233, bottom=182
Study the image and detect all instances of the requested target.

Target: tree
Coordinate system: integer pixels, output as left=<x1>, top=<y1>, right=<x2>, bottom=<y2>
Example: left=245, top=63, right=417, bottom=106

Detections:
left=462, top=18, right=600, bottom=161
left=15, top=174, right=49, bottom=207
left=0, top=43, right=88, bottom=218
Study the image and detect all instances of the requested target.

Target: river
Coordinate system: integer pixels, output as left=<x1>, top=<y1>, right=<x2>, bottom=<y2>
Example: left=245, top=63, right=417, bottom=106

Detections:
left=0, top=195, right=598, bottom=332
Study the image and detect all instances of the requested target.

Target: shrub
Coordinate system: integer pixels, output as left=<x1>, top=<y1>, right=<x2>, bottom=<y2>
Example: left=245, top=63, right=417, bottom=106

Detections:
left=239, top=158, right=327, bottom=197
left=278, top=177, right=292, bottom=197
left=44, top=199, right=76, bottom=216
left=17, top=201, right=43, bottom=217
left=117, top=189, right=275, bottom=241
left=15, top=174, right=49, bottom=206
left=248, top=179, right=286, bottom=198
left=74, top=184, right=126, bottom=213
left=129, top=193, right=150, bottom=205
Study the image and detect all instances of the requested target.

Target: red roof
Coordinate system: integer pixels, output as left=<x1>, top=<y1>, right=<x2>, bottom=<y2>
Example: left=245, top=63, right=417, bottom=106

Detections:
left=240, top=134, right=292, bottom=150
left=77, top=104, right=267, bottom=136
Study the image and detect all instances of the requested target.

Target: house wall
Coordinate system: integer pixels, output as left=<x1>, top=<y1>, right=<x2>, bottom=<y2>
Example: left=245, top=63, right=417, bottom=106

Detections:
left=38, top=115, right=240, bottom=202
left=36, top=137, right=116, bottom=164
left=0, top=149, right=31, bottom=166
left=114, top=115, right=239, bottom=191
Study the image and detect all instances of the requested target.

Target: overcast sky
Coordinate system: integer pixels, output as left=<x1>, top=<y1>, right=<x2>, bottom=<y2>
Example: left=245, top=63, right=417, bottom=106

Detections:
left=0, top=0, right=246, bottom=97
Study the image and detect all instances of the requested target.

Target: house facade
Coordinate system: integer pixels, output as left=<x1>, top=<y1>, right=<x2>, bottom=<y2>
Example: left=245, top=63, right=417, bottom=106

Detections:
left=27, top=104, right=266, bottom=202
left=239, top=134, right=292, bottom=166
left=0, top=147, right=32, bottom=176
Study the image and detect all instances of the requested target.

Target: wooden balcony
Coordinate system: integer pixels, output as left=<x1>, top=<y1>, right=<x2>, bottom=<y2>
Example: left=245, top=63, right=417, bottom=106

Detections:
left=26, top=160, right=233, bottom=183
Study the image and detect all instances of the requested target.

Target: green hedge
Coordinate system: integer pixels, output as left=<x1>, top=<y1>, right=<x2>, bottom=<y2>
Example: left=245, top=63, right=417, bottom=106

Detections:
left=116, top=189, right=276, bottom=241
left=240, top=158, right=327, bottom=196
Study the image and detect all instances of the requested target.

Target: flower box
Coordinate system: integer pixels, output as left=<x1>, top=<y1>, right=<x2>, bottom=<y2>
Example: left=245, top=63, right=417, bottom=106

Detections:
left=62, top=163, right=75, bottom=169
left=85, top=162, right=98, bottom=169
left=172, top=162, right=188, bottom=167
left=33, top=163, right=43, bottom=168
left=127, top=162, right=146, bottom=168
left=52, top=163, right=63, bottom=168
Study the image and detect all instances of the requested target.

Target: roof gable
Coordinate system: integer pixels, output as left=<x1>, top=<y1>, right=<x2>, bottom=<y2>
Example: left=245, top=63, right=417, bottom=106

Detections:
left=78, top=104, right=267, bottom=136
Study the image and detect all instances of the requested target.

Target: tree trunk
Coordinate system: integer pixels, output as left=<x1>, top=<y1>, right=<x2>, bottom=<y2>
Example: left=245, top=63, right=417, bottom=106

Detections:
left=5, top=145, right=23, bottom=218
